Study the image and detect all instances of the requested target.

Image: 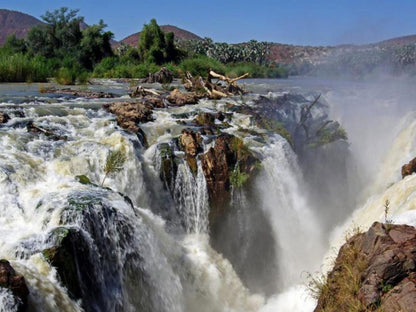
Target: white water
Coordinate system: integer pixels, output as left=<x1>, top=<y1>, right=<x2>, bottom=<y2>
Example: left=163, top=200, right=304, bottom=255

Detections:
left=3, top=78, right=416, bottom=312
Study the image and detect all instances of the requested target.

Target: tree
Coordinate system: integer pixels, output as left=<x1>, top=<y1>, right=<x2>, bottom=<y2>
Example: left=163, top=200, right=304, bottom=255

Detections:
left=80, top=20, right=114, bottom=69
left=1, top=35, right=27, bottom=54
left=27, top=7, right=83, bottom=59
left=138, top=19, right=180, bottom=64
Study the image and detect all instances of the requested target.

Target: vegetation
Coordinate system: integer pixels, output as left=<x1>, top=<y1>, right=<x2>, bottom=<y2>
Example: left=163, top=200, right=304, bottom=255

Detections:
left=230, top=165, right=249, bottom=188
left=0, top=8, right=287, bottom=83
left=309, top=229, right=369, bottom=312
left=101, top=149, right=127, bottom=186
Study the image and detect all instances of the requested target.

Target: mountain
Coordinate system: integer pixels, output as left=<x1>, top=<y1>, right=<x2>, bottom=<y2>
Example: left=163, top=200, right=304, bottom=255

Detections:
left=0, top=9, right=43, bottom=45
left=120, top=25, right=202, bottom=47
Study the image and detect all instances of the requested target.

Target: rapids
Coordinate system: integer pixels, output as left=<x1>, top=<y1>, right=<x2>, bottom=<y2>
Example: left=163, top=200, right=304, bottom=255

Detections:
left=1, top=77, right=416, bottom=311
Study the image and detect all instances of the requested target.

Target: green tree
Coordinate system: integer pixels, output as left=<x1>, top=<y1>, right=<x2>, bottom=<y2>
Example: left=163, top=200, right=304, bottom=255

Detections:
left=1, top=35, right=27, bottom=54
left=80, top=20, right=114, bottom=69
left=27, top=7, right=83, bottom=59
left=138, top=19, right=180, bottom=64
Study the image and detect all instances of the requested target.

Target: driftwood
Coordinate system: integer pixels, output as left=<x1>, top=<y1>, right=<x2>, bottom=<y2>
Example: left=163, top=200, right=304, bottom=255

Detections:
left=129, top=86, right=162, bottom=98
left=184, top=70, right=248, bottom=99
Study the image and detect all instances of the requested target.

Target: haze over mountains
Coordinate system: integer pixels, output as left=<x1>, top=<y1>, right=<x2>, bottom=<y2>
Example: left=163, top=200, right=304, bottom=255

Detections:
left=1, top=8, right=416, bottom=65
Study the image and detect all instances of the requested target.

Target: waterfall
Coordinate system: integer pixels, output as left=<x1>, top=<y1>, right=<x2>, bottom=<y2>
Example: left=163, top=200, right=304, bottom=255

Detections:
left=254, top=135, right=324, bottom=289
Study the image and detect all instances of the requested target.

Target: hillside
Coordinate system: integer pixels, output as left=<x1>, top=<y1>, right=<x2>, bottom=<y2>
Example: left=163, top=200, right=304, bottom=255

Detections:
left=120, top=25, right=201, bottom=47
left=0, top=9, right=43, bottom=45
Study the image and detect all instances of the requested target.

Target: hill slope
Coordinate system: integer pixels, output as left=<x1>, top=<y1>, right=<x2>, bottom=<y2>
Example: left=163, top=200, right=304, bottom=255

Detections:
left=120, top=25, right=201, bottom=47
left=0, top=9, right=43, bottom=45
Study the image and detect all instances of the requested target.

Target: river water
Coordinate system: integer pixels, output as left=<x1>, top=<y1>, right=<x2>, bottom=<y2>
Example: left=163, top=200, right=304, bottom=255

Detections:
left=0, top=76, right=416, bottom=311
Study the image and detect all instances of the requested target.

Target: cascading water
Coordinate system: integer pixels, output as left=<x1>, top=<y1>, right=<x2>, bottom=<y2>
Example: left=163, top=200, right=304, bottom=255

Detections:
left=4, top=77, right=415, bottom=312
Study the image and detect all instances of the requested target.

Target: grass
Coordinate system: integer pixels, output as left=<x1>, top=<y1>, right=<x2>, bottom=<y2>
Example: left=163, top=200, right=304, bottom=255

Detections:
left=230, top=165, right=249, bottom=188
left=309, top=228, right=374, bottom=312
left=101, top=149, right=127, bottom=186
left=0, top=53, right=50, bottom=82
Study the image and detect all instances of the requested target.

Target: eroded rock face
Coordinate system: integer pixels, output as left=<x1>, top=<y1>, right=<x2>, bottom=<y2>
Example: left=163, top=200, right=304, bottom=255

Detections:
left=201, top=134, right=258, bottom=223
left=315, top=222, right=416, bottom=312
left=103, top=101, right=153, bottom=133
left=402, top=157, right=416, bottom=178
left=0, top=112, right=10, bottom=124
left=180, top=129, right=202, bottom=174
left=0, top=259, right=29, bottom=312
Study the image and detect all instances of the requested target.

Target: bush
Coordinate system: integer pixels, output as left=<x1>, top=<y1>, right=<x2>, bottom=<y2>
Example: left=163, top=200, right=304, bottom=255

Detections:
left=0, top=52, right=50, bottom=82
left=178, top=55, right=226, bottom=77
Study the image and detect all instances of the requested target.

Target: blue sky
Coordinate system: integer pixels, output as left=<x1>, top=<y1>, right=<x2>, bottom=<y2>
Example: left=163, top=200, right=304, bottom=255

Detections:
left=2, top=0, right=416, bottom=46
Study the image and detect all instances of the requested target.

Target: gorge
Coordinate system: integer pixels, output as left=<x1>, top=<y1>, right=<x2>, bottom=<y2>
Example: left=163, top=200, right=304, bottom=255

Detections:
left=0, top=75, right=416, bottom=312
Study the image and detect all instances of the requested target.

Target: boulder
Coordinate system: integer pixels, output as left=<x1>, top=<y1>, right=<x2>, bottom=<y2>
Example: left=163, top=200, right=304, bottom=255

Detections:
left=194, top=112, right=216, bottom=126
left=166, top=89, right=203, bottom=106
left=0, top=112, right=10, bottom=124
left=402, top=157, right=416, bottom=178
left=103, top=101, right=153, bottom=133
left=315, top=222, right=416, bottom=312
left=158, top=143, right=178, bottom=193
left=42, top=227, right=91, bottom=300
left=0, top=259, right=29, bottom=312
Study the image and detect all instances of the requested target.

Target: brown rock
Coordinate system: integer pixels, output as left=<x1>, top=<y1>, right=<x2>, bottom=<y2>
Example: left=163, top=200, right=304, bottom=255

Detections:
left=166, top=89, right=203, bottom=106
left=0, top=259, right=29, bottom=311
left=315, top=222, right=416, bottom=312
left=103, top=101, right=153, bottom=133
left=0, top=112, right=10, bottom=124
left=402, top=157, right=416, bottom=178
left=194, top=112, right=216, bottom=126
left=180, top=129, right=202, bottom=174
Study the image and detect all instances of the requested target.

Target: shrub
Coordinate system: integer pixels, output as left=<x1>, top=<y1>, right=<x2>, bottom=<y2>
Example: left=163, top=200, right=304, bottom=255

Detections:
left=179, top=55, right=226, bottom=77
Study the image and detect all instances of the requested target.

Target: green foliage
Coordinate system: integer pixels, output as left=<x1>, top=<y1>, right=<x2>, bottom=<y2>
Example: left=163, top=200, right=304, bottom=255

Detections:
left=180, top=38, right=272, bottom=65
left=179, top=55, right=226, bottom=77
left=230, top=165, right=249, bottom=188
left=0, top=52, right=50, bottom=82
left=2, top=35, right=27, bottom=54
left=138, top=19, right=180, bottom=64
left=101, top=149, right=127, bottom=186
left=80, top=20, right=114, bottom=69
left=75, top=175, right=91, bottom=185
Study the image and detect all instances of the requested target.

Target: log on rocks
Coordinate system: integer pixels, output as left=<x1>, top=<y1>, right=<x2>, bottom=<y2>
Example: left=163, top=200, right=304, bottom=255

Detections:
left=141, top=67, right=173, bottom=84
left=184, top=71, right=248, bottom=99
left=129, top=86, right=162, bottom=98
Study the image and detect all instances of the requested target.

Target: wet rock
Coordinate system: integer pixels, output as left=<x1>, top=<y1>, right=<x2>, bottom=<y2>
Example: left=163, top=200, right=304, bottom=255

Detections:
left=315, top=222, right=416, bottom=312
left=0, top=112, right=10, bottom=124
left=145, top=95, right=166, bottom=108
left=194, top=112, right=216, bottom=126
left=402, top=157, right=416, bottom=178
left=158, top=143, right=178, bottom=193
left=0, top=259, right=29, bottom=312
left=201, top=134, right=258, bottom=224
left=26, top=121, right=68, bottom=141
left=43, top=87, right=115, bottom=98
left=180, top=129, right=202, bottom=174
left=166, top=89, right=203, bottom=106
left=103, top=101, right=153, bottom=133
left=141, top=67, right=173, bottom=84
left=42, top=227, right=89, bottom=300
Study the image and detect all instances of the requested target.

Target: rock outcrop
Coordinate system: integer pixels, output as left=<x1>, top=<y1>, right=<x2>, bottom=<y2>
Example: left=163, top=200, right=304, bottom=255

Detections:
left=166, top=89, right=203, bottom=106
left=180, top=129, right=202, bottom=174
left=0, top=259, right=29, bottom=312
left=315, top=222, right=416, bottom=312
left=103, top=101, right=153, bottom=133
left=402, top=157, right=416, bottom=178
left=201, top=134, right=258, bottom=223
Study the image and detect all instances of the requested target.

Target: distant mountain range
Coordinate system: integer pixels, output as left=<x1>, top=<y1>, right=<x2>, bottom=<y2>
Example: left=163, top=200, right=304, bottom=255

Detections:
left=0, top=9, right=43, bottom=45
left=1, top=8, right=415, bottom=66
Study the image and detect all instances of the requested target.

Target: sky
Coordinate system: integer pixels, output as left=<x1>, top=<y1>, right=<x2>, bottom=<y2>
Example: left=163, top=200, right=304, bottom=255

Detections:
left=2, top=0, right=416, bottom=46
